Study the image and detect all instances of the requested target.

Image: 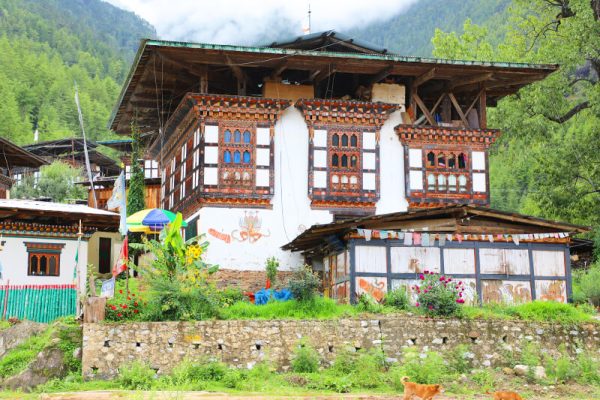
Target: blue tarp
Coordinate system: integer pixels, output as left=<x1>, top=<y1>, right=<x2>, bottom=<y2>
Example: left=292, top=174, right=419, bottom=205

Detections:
left=254, top=288, right=293, bottom=305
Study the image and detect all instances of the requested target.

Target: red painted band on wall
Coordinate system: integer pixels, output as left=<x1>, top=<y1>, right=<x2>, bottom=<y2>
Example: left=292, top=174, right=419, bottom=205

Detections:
left=0, top=284, right=76, bottom=290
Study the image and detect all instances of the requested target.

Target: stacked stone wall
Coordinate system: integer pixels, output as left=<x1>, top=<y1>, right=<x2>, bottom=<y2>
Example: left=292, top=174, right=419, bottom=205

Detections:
left=82, top=317, right=600, bottom=378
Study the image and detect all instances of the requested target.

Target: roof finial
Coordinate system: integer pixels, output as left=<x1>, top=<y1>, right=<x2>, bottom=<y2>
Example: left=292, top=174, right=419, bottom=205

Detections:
left=303, top=3, right=311, bottom=35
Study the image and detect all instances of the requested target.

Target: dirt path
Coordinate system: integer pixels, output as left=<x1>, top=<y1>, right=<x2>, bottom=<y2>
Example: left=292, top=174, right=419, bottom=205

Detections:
left=36, top=391, right=600, bottom=400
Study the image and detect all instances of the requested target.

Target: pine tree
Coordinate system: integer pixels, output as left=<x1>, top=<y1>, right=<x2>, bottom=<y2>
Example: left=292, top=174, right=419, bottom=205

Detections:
left=126, top=121, right=145, bottom=216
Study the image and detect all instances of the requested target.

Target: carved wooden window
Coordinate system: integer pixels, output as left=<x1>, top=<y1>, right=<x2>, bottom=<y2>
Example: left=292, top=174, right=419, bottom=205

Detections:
left=219, top=124, right=255, bottom=188
left=192, top=128, right=200, bottom=189
left=421, top=150, right=470, bottom=193
left=25, top=242, right=65, bottom=277
left=329, top=131, right=360, bottom=192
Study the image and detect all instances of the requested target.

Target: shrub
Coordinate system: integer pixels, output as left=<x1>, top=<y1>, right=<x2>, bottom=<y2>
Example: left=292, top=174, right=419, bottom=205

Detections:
left=118, top=361, right=155, bottom=390
left=575, top=352, right=600, bottom=385
left=331, top=346, right=357, bottom=375
left=291, top=342, right=320, bottom=373
left=307, top=374, right=353, bottom=393
left=356, top=293, right=385, bottom=313
left=384, top=287, right=410, bottom=310
left=351, top=348, right=387, bottom=388
left=288, top=265, right=320, bottom=302
left=448, top=344, right=472, bottom=374
left=471, top=369, right=495, bottom=391
left=412, top=271, right=464, bottom=317
left=222, top=368, right=248, bottom=389
left=220, top=297, right=355, bottom=320
left=577, top=263, right=600, bottom=306
left=265, top=256, right=279, bottom=287
left=399, top=347, right=447, bottom=384
left=105, top=290, right=143, bottom=321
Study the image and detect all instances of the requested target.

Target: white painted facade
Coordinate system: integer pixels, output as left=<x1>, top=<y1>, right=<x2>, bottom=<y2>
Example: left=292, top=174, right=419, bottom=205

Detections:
left=0, top=235, right=88, bottom=287
left=186, top=105, right=409, bottom=271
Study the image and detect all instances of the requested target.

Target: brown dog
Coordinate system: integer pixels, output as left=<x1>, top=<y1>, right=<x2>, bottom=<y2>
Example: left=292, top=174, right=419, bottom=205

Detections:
left=400, top=376, right=443, bottom=399
left=489, top=392, right=524, bottom=400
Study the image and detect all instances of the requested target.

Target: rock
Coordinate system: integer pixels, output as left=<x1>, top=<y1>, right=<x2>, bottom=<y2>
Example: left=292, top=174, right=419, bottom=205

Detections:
left=0, top=320, right=46, bottom=358
left=72, top=347, right=82, bottom=360
left=2, top=347, right=67, bottom=392
left=503, top=367, right=515, bottom=375
left=513, top=365, right=546, bottom=380
left=468, top=331, right=480, bottom=339
left=514, top=365, right=529, bottom=376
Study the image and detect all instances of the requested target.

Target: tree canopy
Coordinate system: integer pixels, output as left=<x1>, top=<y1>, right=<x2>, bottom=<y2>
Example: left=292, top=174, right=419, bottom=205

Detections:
left=432, top=0, right=600, bottom=248
left=11, top=161, right=87, bottom=202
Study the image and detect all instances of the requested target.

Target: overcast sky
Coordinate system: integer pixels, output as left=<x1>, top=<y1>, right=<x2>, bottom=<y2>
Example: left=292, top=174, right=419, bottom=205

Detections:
left=104, top=0, right=419, bottom=45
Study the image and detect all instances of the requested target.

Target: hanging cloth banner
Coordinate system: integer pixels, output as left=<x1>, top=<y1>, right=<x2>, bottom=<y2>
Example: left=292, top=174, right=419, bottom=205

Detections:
left=112, top=237, right=129, bottom=277
left=413, top=233, right=422, bottom=245
left=364, top=230, right=372, bottom=241
left=421, top=233, right=430, bottom=247
left=438, top=234, right=446, bottom=247
left=404, top=232, right=413, bottom=245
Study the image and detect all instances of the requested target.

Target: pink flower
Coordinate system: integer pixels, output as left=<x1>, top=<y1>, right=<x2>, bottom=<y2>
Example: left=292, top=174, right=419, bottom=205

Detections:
left=458, top=281, right=463, bottom=285
left=424, top=289, right=428, bottom=293
left=424, top=270, right=429, bottom=274
left=415, top=302, right=420, bottom=307
left=428, top=286, right=432, bottom=290
left=428, top=305, right=434, bottom=310
left=459, top=293, right=463, bottom=297
left=419, top=274, right=425, bottom=280
left=456, top=298, right=465, bottom=304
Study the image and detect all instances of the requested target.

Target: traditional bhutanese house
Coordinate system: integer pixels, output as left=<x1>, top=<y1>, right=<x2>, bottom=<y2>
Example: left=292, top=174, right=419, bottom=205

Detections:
left=108, top=31, right=584, bottom=293
left=13, top=138, right=121, bottom=185
left=0, top=200, right=119, bottom=322
left=0, top=137, right=48, bottom=198
left=80, top=139, right=161, bottom=210
left=283, top=205, right=589, bottom=304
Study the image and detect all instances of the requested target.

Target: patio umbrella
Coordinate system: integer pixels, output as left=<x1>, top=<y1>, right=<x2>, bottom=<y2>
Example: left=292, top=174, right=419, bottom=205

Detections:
left=126, top=208, right=188, bottom=233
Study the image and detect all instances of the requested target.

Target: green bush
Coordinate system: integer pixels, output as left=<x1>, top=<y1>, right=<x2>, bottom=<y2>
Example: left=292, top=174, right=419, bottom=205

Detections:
left=117, top=361, right=155, bottom=390
left=471, top=369, right=495, bottom=391
left=448, top=344, right=472, bottom=374
left=509, top=301, right=594, bottom=325
left=351, top=348, right=387, bottom=388
left=288, top=265, right=320, bottom=302
left=578, top=263, right=600, bottom=306
left=575, top=353, right=600, bottom=385
left=331, top=347, right=357, bottom=375
left=222, top=368, right=248, bottom=389
left=384, top=287, right=410, bottom=310
left=218, top=288, right=245, bottom=307
left=265, top=256, right=279, bottom=286
left=356, top=293, right=385, bottom=313
left=413, top=271, right=464, bottom=317
left=399, top=347, right=447, bottom=384
left=291, top=342, right=320, bottom=373
left=307, top=374, right=353, bottom=393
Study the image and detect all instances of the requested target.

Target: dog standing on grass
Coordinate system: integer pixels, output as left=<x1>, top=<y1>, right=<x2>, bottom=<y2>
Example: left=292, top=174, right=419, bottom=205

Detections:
left=400, top=376, right=443, bottom=399
left=487, top=391, right=524, bottom=400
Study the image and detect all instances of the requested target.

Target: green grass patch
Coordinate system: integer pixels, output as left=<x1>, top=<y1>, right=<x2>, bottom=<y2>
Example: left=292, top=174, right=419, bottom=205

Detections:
left=0, top=326, right=54, bottom=378
left=0, top=320, right=10, bottom=331
left=461, top=301, right=596, bottom=324
left=219, top=297, right=358, bottom=320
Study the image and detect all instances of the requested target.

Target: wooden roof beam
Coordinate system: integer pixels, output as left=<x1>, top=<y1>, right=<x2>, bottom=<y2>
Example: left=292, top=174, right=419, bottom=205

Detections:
left=313, top=65, right=337, bottom=84
left=368, top=65, right=394, bottom=85
left=413, top=67, right=437, bottom=87
left=450, top=72, right=493, bottom=90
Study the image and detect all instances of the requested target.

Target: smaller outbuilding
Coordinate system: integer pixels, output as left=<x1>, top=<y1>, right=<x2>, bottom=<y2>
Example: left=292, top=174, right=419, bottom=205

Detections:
left=0, top=199, right=120, bottom=322
left=283, top=205, right=589, bottom=305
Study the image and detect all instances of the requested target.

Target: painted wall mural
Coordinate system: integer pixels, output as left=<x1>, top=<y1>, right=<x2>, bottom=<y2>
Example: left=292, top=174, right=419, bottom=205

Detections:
left=356, top=276, right=387, bottom=302
left=232, top=211, right=270, bottom=243
left=536, top=280, right=566, bottom=303
left=482, top=280, right=532, bottom=304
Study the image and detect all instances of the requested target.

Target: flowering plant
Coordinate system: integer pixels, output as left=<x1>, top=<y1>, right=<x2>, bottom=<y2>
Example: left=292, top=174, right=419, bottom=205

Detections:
left=105, top=289, right=144, bottom=321
left=412, top=270, right=465, bottom=317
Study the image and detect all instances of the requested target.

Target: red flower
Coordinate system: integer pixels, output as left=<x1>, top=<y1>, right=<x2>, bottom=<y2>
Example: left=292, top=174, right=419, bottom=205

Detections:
left=110, top=305, right=117, bottom=310
left=419, top=274, right=425, bottom=280
left=119, top=290, right=123, bottom=294
left=127, top=296, right=131, bottom=301
left=132, top=294, right=136, bottom=297
left=134, top=301, right=139, bottom=307
left=134, top=309, right=139, bottom=314
left=122, top=304, right=128, bottom=309
left=117, top=313, right=123, bottom=317
left=424, top=270, right=429, bottom=274
left=428, top=305, right=434, bottom=310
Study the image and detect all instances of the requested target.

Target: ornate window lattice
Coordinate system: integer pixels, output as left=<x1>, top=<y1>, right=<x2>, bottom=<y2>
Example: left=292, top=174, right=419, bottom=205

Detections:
left=25, top=242, right=65, bottom=277
left=219, top=124, right=255, bottom=188
left=329, top=131, right=361, bottom=193
left=424, top=150, right=469, bottom=193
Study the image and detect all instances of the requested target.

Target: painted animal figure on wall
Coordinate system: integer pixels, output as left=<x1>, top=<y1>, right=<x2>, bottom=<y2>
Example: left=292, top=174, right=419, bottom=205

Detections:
left=400, top=376, right=443, bottom=399
left=358, top=277, right=386, bottom=302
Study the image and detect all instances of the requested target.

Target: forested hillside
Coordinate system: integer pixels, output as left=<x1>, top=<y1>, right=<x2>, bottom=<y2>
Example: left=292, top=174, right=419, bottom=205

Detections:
left=0, top=0, right=155, bottom=144
left=349, top=0, right=511, bottom=56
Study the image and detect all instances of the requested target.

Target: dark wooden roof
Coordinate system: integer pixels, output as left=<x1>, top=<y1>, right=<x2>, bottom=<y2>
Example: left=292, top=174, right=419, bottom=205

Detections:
left=268, top=30, right=389, bottom=54
left=24, top=138, right=98, bottom=156
left=282, top=205, right=590, bottom=252
left=109, top=39, right=557, bottom=135
left=0, top=138, right=48, bottom=170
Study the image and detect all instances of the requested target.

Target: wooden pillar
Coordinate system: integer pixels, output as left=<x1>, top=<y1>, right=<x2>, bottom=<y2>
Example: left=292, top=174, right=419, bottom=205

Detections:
left=199, top=66, right=208, bottom=93
left=478, top=85, right=487, bottom=129
left=441, top=95, right=451, bottom=123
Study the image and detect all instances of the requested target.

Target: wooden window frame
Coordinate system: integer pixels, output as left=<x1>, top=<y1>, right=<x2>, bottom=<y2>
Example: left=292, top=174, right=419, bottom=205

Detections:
left=24, top=242, right=65, bottom=277
left=217, top=122, right=256, bottom=190
left=328, top=130, right=361, bottom=194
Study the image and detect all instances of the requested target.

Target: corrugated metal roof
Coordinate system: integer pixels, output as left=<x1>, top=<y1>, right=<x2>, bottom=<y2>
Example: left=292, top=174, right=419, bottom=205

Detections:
left=0, top=199, right=118, bottom=216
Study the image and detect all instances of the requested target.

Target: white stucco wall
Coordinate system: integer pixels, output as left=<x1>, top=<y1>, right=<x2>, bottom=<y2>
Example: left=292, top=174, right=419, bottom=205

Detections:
left=376, top=109, right=408, bottom=214
left=187, top=102, right=408, bottom=271
left=0, top=235, right=88, bottom=288
left=189, top=107, right=332, bottom=271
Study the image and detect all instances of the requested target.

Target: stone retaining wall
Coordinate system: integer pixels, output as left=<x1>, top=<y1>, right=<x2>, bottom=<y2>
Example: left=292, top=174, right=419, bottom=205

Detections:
left=82, top=317, right=600, bottom=378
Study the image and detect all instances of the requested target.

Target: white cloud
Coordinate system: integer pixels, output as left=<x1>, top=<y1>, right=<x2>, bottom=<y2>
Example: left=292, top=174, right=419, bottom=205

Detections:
left=104, top=0, right=419, bottom=45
